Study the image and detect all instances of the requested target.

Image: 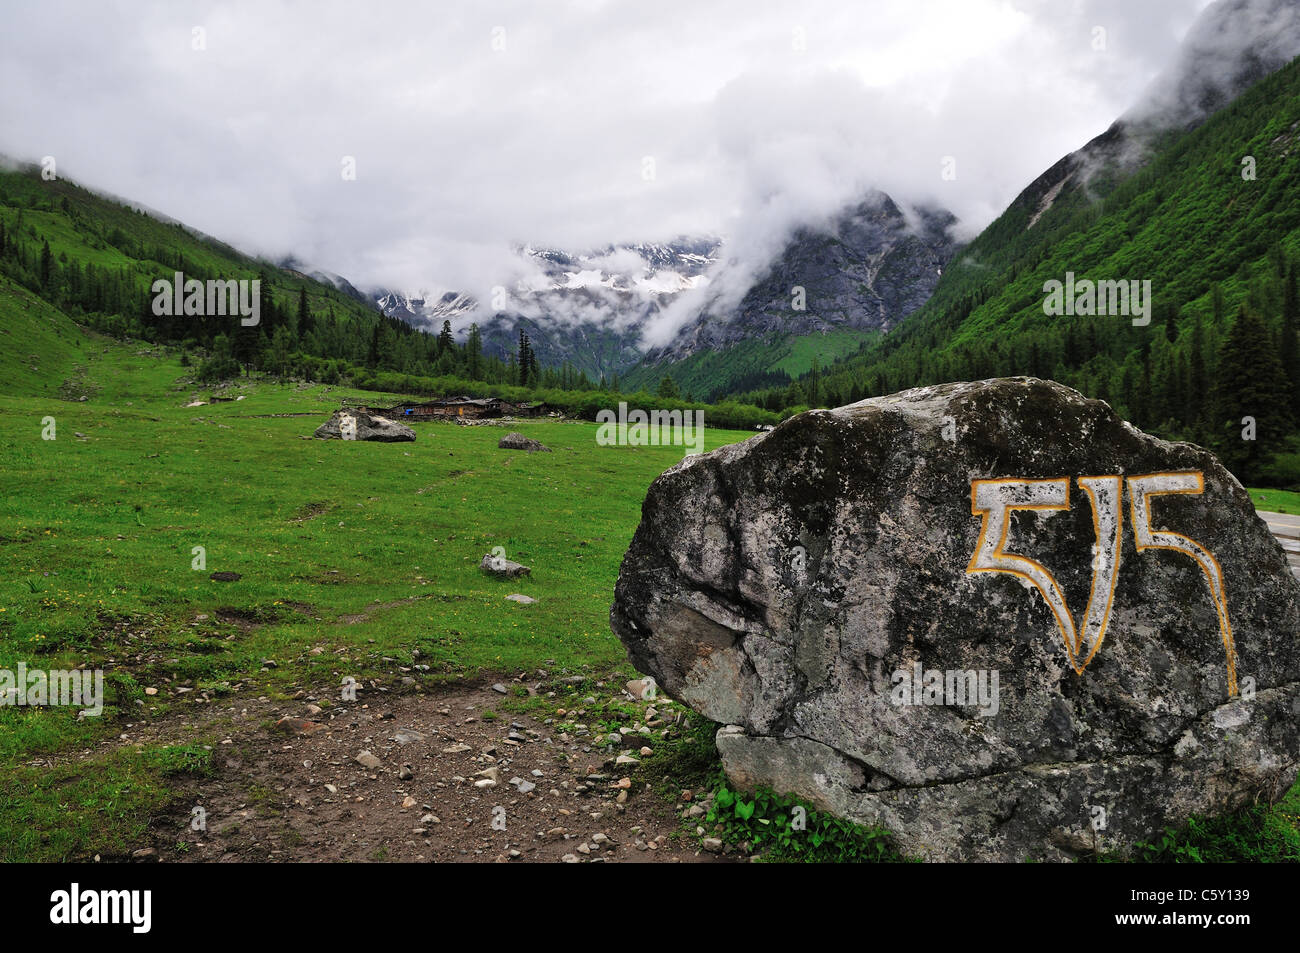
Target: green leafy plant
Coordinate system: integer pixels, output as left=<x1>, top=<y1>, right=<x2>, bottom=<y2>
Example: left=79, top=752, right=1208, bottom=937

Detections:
left=1120, top=804, right=1300, bottom=863
left=704, top=776, right=908, bottom=863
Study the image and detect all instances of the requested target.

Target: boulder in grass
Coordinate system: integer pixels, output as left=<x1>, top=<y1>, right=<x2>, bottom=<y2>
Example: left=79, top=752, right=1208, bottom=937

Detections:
left=610, top=377, right=1300, bottom=861
left=314, top=409, right=415, bottom=442
left=481, top=553, right=531, bottom=579
left=498, top=432, right=551, bottom=453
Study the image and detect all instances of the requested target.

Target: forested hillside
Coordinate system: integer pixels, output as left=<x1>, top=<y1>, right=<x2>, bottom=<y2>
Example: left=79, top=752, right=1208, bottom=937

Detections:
left=736, top=58, right=1300, bottom=485
left=0, top=164, right=776, bottom=427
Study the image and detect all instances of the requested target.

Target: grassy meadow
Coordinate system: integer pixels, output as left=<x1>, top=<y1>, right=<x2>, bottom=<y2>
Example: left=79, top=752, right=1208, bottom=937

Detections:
left=0, top=337, right=1296, bottom=862
left=0, top=339, right=756, bottom=859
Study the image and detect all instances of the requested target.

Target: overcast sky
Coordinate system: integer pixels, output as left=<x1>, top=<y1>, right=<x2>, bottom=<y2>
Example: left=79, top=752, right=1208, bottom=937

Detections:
left=0, top=0, right=1212, bottom=299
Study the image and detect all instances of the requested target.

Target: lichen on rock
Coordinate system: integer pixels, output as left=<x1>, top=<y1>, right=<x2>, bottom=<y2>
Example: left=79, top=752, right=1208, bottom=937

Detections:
left=610, top=377, right=1300, bottom=861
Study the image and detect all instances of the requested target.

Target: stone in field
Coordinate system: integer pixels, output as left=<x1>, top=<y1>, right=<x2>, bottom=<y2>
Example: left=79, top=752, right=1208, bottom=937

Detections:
left=498, top=432, right=551, bottom=453
left=611, top=377, right=1300, bottom=861
left=481, top=554, right=531, bottom=579
left=314, top=409, right=415, bottom=442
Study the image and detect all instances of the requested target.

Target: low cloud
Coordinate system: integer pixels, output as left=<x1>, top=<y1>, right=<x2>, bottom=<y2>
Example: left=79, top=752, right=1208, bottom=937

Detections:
left=0, top=0, right=1214, bottom=315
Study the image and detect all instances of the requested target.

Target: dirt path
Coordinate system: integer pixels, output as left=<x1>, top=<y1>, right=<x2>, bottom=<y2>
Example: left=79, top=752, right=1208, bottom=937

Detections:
left=119, top=679, right=731, bottom=864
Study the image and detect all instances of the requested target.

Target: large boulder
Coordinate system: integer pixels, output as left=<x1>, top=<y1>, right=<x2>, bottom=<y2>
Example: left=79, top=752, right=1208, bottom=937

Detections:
left=610, top=377, right=1300, bottom=861
left=498, top=432, right=551, bottom=453
left=314, top=409, right=415, bottom=442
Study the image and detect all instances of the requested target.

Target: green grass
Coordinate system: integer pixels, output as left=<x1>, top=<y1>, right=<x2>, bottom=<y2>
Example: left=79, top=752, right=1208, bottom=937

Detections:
left=703, top=778, right=907, bottom=863
left=0, top=340, right=758, bottom=859
left=0, top=743, right=211, bottom=862
left=771, top=328, right=879, bottom=379
left=0, top=276, right=92, bottom=397
left=623, top=328, right=876, bottom=401
left=1249, top=487, right=1300, bottom=513
left=1, top=339, right=1296, bottom=861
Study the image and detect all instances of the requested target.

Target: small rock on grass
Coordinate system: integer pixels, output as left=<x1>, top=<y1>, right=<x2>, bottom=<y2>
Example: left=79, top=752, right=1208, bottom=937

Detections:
left=625, top=677, right=657, bottom=700
left=481, top=555, right=531, bottom=579
left=275, top=716, right=321, bottom=736
left=498, top=432, right=551, bottom=453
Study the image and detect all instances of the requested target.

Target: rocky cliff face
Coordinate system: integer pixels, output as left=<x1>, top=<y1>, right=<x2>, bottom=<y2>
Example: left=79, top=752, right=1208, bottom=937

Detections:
left=648, top=194, right=958, bottom=362
left=610, top=378, right=1300, bottom=861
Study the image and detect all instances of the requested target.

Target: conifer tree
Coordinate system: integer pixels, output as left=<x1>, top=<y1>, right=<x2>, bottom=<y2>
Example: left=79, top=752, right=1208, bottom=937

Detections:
left=298, top=286, right=314, bottom=336
left=1216, top=305, right=1293, bottom=481
left=1188, top=309, right=1208, bottom=436
left=1282, top=263, right=1300, bottom=416
left=466, top=324, right=483, bottom=381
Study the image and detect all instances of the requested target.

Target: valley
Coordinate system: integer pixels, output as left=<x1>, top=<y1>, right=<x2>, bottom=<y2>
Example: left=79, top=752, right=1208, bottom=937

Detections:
left=3, top=0, right=1300, bottom=875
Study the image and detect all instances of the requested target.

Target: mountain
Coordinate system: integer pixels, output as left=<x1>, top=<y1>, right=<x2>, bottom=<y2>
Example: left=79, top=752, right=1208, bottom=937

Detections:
left=651, top=194, right=957, bottom=359
left=1130, top=0, right=1300, bottom=132
left=375, top=288, right=476, bottom=328
left=369, top=189, right=960, bottom=400
left=774, top=0, right=1300, bottom=484
left=277, top=256, right=372, bottom=306
left=620, top=193, right=959, bottom=396
left=371, top=192, right=960, bottom=397
left=1005, top=0, right=1300, bottom=239
left=0, top=161, right=741, bottom=404
left=373, top=238, right=720, bottom=379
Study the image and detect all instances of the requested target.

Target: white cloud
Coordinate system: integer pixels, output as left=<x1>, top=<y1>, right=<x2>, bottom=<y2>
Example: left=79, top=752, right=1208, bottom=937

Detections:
left=0, top=0, right=1212, bottom=301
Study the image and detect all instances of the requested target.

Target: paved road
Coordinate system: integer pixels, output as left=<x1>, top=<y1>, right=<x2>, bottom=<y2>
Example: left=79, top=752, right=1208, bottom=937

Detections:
left=1257, top=510, right=1300, bottom=581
